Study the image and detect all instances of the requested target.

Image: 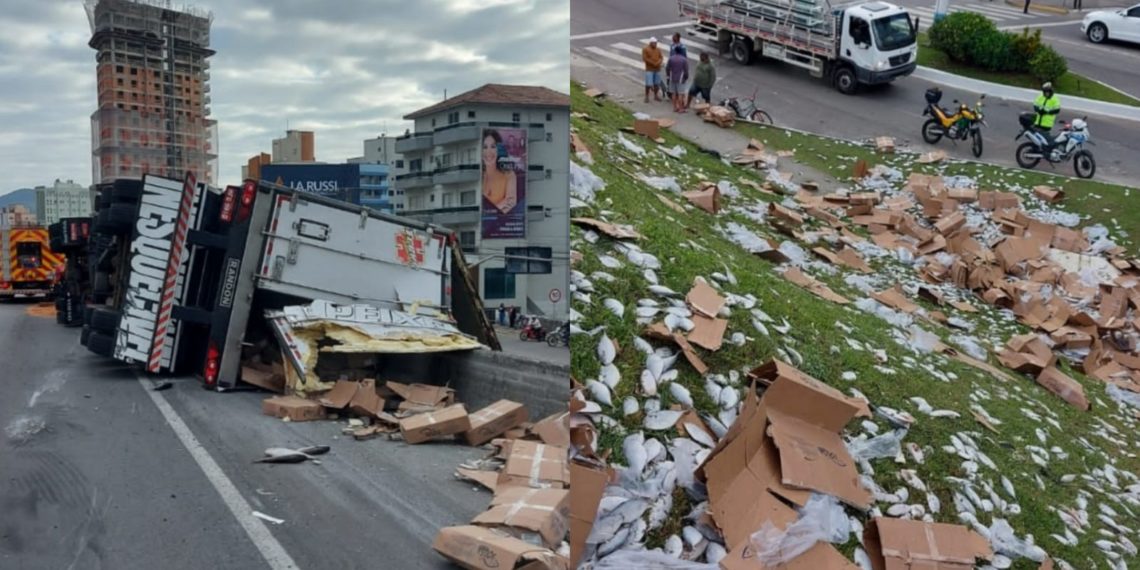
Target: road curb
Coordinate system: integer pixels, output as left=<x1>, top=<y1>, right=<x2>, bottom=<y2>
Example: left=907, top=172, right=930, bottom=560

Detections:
left=1003, top=0, right=1071, bottom=14
left=913, top=66, right=1140, bottom=123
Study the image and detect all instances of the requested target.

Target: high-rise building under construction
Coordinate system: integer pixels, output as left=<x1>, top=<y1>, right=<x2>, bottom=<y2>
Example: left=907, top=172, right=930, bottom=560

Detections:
left=86, top=0, right=218, bottom=185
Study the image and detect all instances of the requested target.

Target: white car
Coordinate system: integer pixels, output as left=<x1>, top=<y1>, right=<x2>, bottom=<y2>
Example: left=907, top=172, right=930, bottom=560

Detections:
left=1082, top=4, right=1140, bottom=45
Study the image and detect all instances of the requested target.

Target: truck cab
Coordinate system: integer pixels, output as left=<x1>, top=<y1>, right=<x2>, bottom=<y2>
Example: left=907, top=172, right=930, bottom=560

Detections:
left=834, top=1, right=919, bottom=92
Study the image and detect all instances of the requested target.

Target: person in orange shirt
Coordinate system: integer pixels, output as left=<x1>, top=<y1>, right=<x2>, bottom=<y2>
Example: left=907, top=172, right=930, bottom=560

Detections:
left=642, top=37, right=664, bottom=103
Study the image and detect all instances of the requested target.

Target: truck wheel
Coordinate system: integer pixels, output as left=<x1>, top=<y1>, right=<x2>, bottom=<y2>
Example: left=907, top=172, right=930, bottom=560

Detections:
left=95, top=203, right=135, bottom=235
left=86, top=330, right=115, bottom=357
left=93, top=272, right=112, bottom=296
left=112, top=179, right=143, bottom=203
left=89, top=307, right=121, bottom=333
left=731, top=39, right=753, bottom=65
left=833, top=67, right=858, bottom=95
left=80, top=325, right=91, bottom=346
left=99, top=187, right=112, bottom=209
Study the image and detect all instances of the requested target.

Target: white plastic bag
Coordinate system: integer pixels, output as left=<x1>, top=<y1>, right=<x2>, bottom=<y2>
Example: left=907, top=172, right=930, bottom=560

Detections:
left=847, top=429, right=906, bottom=462
left=570, top=161, right=605, bottom=202
left=989, top=518, right=1046, bottom=562
left=749, top=493, right=851, bottom=566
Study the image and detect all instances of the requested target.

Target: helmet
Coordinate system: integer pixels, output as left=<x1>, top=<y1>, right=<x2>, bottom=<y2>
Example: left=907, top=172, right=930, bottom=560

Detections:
left=1042, top=82, right=1054, bottom=93
left=1070, top=118, right=1087, bottom=131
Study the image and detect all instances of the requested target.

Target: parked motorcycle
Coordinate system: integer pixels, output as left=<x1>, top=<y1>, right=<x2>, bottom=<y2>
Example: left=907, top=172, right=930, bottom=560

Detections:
left=1014, top=113, right=1096, bottom=179
left=921, top=88, right=987, bottom=158
left=519, top=320, right=546, bottom=342
left=546, top=323, right=569, bottom=347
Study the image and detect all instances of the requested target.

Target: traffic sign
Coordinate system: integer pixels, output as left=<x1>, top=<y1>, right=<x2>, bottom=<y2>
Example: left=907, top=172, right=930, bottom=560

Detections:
left=548, top=288, right=562, bottom=303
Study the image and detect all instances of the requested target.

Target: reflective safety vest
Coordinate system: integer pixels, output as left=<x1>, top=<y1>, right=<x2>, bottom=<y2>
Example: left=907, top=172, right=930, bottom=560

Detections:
left=1034, top=94, right=1061, bottom=129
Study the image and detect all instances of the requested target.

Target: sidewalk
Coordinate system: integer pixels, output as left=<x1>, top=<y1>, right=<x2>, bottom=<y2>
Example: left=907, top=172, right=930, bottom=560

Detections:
left=913, top=66, right=1140, bottom=123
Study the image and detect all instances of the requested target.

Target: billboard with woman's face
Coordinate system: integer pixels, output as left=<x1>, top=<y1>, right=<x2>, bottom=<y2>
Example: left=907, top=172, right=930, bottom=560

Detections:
left=480, top=127, right=526, bottom=239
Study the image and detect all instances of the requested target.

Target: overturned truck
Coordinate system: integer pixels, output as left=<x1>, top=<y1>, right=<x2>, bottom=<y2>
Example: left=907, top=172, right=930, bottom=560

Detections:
left=81, top=172, right=499, bottom=390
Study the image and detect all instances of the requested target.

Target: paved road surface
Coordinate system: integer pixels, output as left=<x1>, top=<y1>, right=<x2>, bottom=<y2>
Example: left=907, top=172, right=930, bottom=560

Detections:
left=572, top=0, right=1140, bottom=186
left=494, top=325, right=570, bottom=364
left=0, top=301, right=488, bottom=570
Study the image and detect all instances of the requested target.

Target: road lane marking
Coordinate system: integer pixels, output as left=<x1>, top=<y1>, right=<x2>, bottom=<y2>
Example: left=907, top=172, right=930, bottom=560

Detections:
left=584, top=45, right=644, bottom=69
left=572, top=22, right=692, bottom=41
left=139, top=375, right=299, bottom=570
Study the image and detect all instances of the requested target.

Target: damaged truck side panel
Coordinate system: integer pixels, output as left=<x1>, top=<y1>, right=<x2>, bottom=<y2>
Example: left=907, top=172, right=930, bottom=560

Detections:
left=96, top=172, right=499, bottom=390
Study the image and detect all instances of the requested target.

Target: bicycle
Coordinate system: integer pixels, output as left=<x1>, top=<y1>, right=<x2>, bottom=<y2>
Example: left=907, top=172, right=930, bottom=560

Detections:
left=720, top=88, right=773, bottom=124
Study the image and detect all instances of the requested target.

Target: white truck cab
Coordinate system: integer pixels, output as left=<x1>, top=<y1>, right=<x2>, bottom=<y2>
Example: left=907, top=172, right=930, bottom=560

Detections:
left=835, top=2, right=920, bottom=92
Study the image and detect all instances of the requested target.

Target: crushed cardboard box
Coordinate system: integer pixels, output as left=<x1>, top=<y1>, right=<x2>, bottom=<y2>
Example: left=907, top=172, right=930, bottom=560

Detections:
left=864, top=518, right=993, bottom=569
left=499, top=440, right=570, bottom=489
left=472, top=487, right=570, bottom=550
left=682, top=184, right=721, bottom=214
left=388, top=381, right=456, bottom=412
left=433, top=525, right=568, bottom=570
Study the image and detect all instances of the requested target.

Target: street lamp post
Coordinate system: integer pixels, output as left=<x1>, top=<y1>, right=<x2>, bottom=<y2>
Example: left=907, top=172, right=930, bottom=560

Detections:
left=934, top=0, right=951, bottom=22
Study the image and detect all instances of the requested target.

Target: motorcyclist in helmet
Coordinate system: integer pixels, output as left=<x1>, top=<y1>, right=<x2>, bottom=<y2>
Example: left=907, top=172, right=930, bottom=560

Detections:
left=1033, top=82, right=1061, bottom=148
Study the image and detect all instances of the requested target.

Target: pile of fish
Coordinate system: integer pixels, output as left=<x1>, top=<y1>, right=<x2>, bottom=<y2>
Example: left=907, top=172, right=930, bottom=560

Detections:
left=567, top=106, right=1140, bottom=569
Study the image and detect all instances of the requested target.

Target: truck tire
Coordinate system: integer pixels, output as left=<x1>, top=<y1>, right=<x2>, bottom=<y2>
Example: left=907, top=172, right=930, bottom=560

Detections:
left=99, top=187, right=112, bottom=209
left=833, top=67, right=858, bottom=95
left=95, top=203, right=135, bottom=235
left=93, top=272, right=112, bottom=296
left=80, top=325, right=91, bottom=346
left=112, top=179, right=143, bottom=203
left=731, top=38, right=754, bottom=65
left=86, top=330, right=115, bottom=357
left=89, top=307, right=121, bottom=333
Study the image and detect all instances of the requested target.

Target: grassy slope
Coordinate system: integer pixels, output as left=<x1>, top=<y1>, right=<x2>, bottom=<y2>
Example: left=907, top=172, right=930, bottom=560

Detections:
left=570, top=82, right=1140, bottom=568
left=915, top=32, right=1140, bottom=108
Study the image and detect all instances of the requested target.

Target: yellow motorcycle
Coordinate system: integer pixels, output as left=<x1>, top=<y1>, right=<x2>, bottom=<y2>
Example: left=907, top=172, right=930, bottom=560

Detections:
left=921, top=88, right=987, bottom=158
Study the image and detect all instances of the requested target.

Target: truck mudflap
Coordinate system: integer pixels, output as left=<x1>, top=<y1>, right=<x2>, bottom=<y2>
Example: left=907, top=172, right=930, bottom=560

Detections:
left=264, top=300, right=483, bottom=394
left=112, top=172, right=205, bottom=373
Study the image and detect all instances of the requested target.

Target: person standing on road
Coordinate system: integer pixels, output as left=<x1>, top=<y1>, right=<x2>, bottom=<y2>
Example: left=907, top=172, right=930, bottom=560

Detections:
left=671, top=32, right=688, bottom=58
left=666, top=46, right=690, bottom=113
left=1033, top=82, right=1061, bottom=134
left=642, top=37, right=665, bottom=103
left=687, top=52, right=716, bottom=108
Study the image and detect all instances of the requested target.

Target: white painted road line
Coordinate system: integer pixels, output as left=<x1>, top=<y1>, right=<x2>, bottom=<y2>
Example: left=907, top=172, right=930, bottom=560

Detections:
left=585, top=45, right=644, bottom=69
left=572, top=22, right=692, bottom=41
left=997, top=20, right=1082, bottom=30
left=139, top=375, right=299, bottom=570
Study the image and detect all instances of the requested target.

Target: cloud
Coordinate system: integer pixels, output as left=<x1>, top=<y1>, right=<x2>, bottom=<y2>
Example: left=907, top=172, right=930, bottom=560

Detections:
left=0, top=0, right=568, bottom=193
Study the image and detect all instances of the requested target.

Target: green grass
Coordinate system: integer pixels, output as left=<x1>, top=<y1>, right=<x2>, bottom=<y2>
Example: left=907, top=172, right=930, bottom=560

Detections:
left=570, top=81, right=1140, bottom=568
left=916, top=32, right=1140, bottom=107
left=728, top=121, right=1139, bottom=257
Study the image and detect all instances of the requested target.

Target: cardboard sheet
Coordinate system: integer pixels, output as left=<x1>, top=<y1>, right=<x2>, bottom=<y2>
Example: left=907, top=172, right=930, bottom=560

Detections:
left=687, top=280, right=726, bottom=319
left=472, top=487, right=570, bottom=549
left=864, top=518, right=992, bottom=569
left=432, top=525, right=568, bottom=570
left=570, top=218, right=642, bottom=240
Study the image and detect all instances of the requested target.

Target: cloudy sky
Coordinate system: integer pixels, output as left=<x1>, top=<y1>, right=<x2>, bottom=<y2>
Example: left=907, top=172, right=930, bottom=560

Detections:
left=0, top=0, right=568, bottom=193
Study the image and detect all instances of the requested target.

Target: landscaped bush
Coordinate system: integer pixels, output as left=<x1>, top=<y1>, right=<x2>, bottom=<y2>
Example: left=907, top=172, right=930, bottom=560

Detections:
left=969, top=28, right=1019, bottom=72
left=1010, top=28, right=1044, bottom=72
left=930, top=13, right=1054, bottom=75
left=929, top=12, right=994, bottom=62
left=1029, top=45, right=1069, bottom=83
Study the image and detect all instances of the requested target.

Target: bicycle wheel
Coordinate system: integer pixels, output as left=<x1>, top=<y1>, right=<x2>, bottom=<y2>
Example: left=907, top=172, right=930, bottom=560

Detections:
left=750, top=110, right=773, bottom=124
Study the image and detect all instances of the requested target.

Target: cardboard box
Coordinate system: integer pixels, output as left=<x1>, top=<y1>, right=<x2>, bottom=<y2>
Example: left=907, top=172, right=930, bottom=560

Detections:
left=472, top=487, right=570, bottom=549
left=700, top=365, right=874, bottom=551
left=400, top=404, right=471, bottom=444
left=499, top=440, right=570, bottom=489
left=1036, top=367, right=1090, bottom=411
left=432, top=525, right=568, bottom=570
left=687, top=314, right=728, bottom=351
left=720, top=541, right=858, bottom=570
left=1033, top=185, right=1065, bottom=203
left=465, top=400, right=529, bottom=446
left=682, top=186, right=721, bottom=214
left=262, top=395, right=325, bottom=422
left=768, top=203, right=805, bottom=225
left=387, top=381, right=456, bottom=412
left=864, top=518, right=992, bottom=569
left=531, top=412, right=570, bottom=447
left=568, top=461, right=608, bottom=567
left=348, top=379, right=384, bottom=417
left=319, top=380, right=360, bottom=409
left=241, top=364, right=285, bottom=393
left=633, top=119, right=660, bottom=139
left=687, top=280, right=726, bottom=318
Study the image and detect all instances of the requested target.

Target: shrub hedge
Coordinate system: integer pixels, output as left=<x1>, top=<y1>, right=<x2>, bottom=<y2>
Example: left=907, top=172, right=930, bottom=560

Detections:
left=928, top=13, right=1066, bottom=80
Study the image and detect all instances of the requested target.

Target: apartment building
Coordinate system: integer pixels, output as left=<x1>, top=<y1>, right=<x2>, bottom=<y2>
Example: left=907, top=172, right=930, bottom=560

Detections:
left=35, top=179, right=93, bottom=224
left=86, top=0, right=218, bottom=185
left=395, top=84, right=569, bottom=320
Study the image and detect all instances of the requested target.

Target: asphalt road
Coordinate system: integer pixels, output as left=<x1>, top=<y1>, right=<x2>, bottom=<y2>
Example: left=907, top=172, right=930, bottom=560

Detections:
left=572, top=0, right=1140, bottom=186
left=1040, top=23, right=1140, bottom=99
left=0, top=301, right=489, bottom=570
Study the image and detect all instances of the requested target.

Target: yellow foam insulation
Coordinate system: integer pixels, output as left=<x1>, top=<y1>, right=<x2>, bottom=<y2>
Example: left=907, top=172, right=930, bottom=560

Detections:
left=286, top=322, right=482, bottom=395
